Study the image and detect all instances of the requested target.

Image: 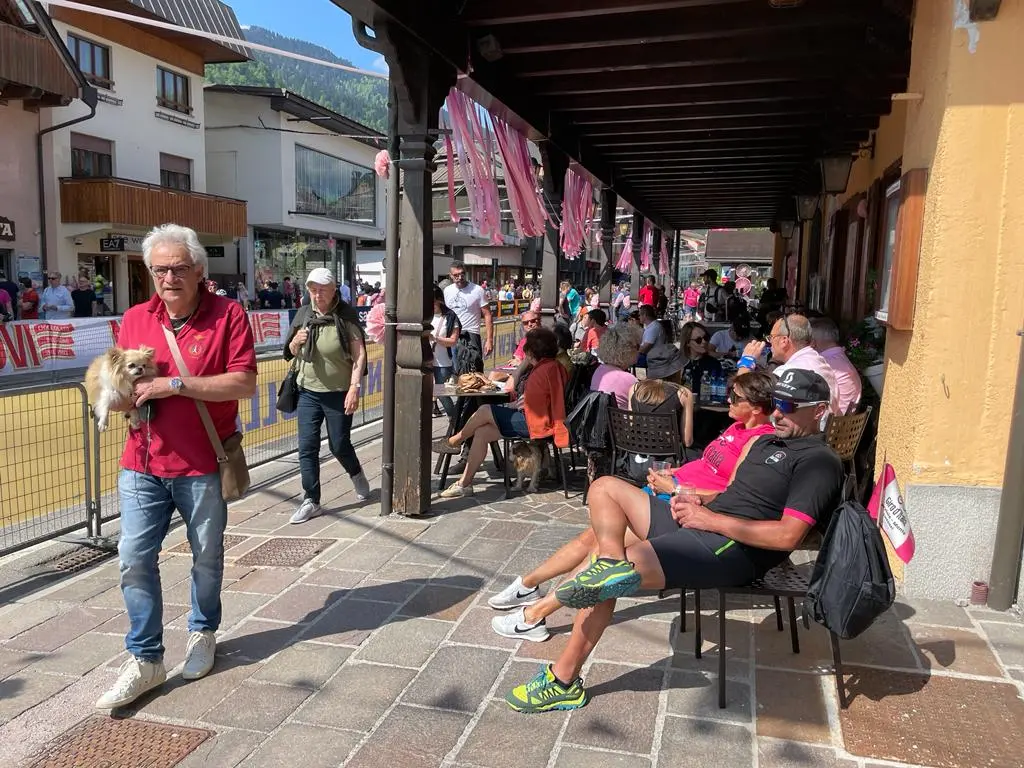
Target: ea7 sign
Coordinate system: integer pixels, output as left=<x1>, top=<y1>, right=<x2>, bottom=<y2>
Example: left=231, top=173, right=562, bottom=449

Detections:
left=0, top=216, right=14, bottom=241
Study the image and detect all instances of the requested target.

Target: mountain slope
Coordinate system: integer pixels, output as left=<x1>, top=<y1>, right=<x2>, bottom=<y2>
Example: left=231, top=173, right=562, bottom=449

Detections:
left=205, top=26, right=387, bottom=131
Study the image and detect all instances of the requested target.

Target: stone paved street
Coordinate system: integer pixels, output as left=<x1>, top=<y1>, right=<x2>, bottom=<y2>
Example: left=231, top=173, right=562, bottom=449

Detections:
left=2, top=432, right=1024, bottom=767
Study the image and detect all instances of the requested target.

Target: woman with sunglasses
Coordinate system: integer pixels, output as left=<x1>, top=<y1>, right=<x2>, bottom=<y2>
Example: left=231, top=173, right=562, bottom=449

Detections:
left=680, top=321, right=723, bottom=394
left=645, top=371, right=776, bottom=500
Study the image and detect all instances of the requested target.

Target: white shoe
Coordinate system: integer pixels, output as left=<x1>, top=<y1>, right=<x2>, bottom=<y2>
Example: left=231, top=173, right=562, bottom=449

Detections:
left=290, top=498, right=322, bottom=524
left=488, top=576, right=543, bottom=610
left=491, top=607, right=549, bottom=643
left=95, top=657, right=166, bottom=709
left=182, top=630, right=216, bottom=680
left=439, top=482, right=473, bottom=499
left=352, top=472, right=371, bottom=501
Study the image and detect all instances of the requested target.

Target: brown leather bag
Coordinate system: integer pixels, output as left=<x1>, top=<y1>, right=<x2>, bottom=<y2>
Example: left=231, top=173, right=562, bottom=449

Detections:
left=162, top=326, right=250, bottom=501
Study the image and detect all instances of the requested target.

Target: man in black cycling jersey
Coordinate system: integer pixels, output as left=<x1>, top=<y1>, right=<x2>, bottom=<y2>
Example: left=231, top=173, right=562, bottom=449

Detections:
left=503, top=369, right=844, bottom=714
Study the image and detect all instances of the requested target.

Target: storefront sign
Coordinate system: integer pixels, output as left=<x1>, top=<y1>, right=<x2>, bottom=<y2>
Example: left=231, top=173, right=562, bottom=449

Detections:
left=207, top=246, right=225, bottom=259
left=0, top=216, right=14, bottom=241
left=17, top=254, right=41, bottom=283
left=0, top=311, right=290, bottom=378
left=102, top=233, right=146, bottom=252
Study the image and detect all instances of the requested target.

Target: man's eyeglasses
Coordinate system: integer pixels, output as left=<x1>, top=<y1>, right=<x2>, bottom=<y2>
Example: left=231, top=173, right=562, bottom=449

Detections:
left=522, top=318, right=540, bottom=327
left=48, top=276, right=60, bottom=281
left=727, top=391, right=749, bottom=404
left=450, top=272, right=466, bottom=282
left=150, top=265, right=194, bottom=280
left=771, top=397, right=827, bottom=415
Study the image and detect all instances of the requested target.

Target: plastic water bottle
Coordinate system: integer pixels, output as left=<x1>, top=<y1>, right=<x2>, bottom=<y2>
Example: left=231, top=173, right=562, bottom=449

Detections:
left=700, top=371, right=712, bottom=403
left=711, top=373, right=722, bottom=403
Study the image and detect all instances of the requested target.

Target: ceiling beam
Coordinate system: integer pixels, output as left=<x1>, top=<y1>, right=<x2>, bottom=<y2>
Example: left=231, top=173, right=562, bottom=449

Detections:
left=582, top=115, right=880, bottom=137
left=612, top=156, right=805, bottom=168
left=489, top=3, right=893, bottom=55
left=460, top=0, right=744, bottom=27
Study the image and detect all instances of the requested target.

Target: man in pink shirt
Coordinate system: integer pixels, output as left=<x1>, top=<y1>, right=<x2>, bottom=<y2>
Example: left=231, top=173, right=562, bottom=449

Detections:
left=810, top=316, right=862, bottom=415
left=737, top=314, right=842, bottom=415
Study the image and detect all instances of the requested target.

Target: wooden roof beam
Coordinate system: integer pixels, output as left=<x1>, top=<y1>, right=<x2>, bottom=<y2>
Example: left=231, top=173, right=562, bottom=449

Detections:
left=460, top=0, right=745, bottom=27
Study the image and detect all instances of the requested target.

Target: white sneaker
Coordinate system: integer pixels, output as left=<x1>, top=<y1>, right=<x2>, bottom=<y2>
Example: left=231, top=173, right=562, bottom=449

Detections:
left=95, top=657, right=166, bottom=709
left=290, top=498, right=322, bottom=524
left=182, top=630, right=216, bottom=680
left=491, top=607, right=549, bottom=643
left=352, top=472, right=371, bottom=501
left=488, top=576, right=543, bottom=610
left=439, top=482, right=473, bottom=499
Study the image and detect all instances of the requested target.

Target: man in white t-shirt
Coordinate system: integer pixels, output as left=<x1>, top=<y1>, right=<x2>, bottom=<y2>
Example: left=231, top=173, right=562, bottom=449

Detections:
left=442, top=260, right=493, bottom=373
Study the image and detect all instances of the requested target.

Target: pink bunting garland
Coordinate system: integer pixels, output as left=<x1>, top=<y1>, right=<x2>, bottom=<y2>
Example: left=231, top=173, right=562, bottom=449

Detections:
left=639, top=219, right=652, bottom=272
left=659, top=234, right=669, bottom=276
left=615, top=225, right=634, bottom=272
left=560, top=167, right=594, bottom=259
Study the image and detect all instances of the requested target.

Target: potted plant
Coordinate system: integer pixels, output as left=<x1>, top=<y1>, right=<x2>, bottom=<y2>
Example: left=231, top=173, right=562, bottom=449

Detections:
left=845, top=315, right=887, bottom=395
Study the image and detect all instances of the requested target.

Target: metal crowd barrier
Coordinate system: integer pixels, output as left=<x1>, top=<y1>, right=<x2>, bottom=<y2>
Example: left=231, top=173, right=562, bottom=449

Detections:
left=0, top=319, right=521, bottom=557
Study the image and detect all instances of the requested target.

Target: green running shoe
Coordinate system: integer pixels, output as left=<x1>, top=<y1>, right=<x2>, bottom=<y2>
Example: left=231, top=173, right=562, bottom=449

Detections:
left=555, top=557, right=641, bottom=609
left=505, top=664, right=588, bottom=714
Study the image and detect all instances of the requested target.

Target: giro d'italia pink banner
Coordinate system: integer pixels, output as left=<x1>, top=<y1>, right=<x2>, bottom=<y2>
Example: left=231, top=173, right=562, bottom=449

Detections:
left=0, top=311, right=291, bottom=379
left=867, top=463, right=916, bottom=564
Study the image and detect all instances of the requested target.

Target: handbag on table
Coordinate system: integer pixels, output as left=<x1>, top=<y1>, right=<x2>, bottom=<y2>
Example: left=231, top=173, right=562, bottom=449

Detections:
left=162, top=326, right=251, bottom=501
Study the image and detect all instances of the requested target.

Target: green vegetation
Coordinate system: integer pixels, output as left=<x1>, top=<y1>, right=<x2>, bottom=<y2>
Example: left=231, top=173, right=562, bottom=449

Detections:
left=205, top=26, right=387, bottom=131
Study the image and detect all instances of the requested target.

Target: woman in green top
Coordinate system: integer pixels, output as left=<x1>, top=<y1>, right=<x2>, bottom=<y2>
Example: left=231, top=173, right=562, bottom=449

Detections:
left=284, top=268, right=370, bottom=524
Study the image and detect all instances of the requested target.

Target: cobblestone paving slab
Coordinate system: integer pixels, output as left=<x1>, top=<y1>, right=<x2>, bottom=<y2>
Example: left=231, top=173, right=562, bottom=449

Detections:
left=839, top=666, right=1024, bottom=767
left=25, top=715, right=212, bottom=767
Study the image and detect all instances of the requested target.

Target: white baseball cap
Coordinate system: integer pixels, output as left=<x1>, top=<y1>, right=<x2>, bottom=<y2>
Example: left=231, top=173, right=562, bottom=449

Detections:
left=306, top=267, right=335, bottom=286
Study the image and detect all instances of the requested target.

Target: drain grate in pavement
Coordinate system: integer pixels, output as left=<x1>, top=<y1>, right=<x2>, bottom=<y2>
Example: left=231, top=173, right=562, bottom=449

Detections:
left=167, top=534, right=247, bottom=555
left=235, top=537, right=334, bottom=567
left=26, top=714, right=212, bottom=767
left=840, top=666, right=1024, bottom=767
left=49, top=547, right=116, bottom=574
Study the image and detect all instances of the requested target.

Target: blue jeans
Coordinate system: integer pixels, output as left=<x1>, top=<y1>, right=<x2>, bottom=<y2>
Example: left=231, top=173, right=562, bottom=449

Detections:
left=433, top=366, right=455, bottom=419
left=117, top=469, right=227, bottom=661
left=298, top=389, right=363, bottom=504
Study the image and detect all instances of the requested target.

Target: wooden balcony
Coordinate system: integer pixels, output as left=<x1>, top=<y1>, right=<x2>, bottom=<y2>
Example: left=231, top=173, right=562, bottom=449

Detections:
left=60, top=177, right=247, bottom=238
left=0, top=22, right=79, bottom=103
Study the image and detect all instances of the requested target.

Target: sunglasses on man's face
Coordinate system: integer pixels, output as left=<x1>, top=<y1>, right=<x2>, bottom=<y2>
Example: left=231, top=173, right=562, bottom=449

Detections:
left=727, top=391, right=748, bottom=404
left=771, top=398, right=827, bottom=415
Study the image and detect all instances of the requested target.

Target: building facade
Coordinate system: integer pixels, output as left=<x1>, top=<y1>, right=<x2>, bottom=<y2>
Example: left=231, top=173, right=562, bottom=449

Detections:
left=38, top=0, right=248, bottom=312
left=0, top=0, right=84, bottom=292
left=204, top=85, right=385, bottom=300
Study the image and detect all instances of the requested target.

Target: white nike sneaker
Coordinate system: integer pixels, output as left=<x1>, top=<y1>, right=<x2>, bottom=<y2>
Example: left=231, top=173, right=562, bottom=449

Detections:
left=491, top=607, right=549, bottom=642
left=290, top=498, right=322, bottom=525
left=488, top=576, right=543, bottom=610
left=95, top=657, right=166, bottom=709
left=182, top=630, right=216, bottom=680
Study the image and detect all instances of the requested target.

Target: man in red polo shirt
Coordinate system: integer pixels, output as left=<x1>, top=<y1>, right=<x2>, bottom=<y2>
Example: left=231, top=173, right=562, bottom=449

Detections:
left=638, top=275, right=657, bottom=307
left=95, top=224, right=257, bottom=710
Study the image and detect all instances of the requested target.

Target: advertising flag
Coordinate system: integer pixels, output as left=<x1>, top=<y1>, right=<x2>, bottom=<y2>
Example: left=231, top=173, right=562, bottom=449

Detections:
left=867, top=463, right=916, bottom=563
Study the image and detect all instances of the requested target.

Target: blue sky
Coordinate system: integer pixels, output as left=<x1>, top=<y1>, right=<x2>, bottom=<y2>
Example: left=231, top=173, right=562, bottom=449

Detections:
left=225, top=0, right=387, bottom=73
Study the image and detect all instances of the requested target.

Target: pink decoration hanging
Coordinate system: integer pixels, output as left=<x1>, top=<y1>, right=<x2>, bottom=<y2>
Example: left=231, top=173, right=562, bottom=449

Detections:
left=615, top=225, right=634, bottom=272
left=373, top=150, right=391, bottom=179
left=364, top=302, right=386, bottom=344
left=444, top=127, right=459, bottom=223
left=446, top=89, right=503, bottom=245
left=659, top=234, right=669, bottom=276
left=490, top=113, right=548, bottom=239
left=560, top=167, right=593, bottom=259
left=639, top=219, right=652, bottom=272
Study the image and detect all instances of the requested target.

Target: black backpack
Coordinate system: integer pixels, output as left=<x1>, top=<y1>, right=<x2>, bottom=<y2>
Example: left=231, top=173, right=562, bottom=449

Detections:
left=803, top=500, right=895, bottom=640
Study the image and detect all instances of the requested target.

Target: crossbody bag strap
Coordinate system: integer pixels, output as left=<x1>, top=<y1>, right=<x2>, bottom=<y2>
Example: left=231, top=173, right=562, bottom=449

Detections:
left=161, top=325, right=227, bottom=463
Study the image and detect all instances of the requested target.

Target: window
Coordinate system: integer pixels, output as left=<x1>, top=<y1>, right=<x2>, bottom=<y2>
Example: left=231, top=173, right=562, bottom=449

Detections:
left=156, top=67, right=190, bottom=114
left=67, top=34, right=112, bottom=88
left=294, top=145, right=376, bottom=225
left=159, top=153, right=192, bottom=191
left=70, top=133, right=113, bottom=178
left=876, top=179, right=901, bottom=321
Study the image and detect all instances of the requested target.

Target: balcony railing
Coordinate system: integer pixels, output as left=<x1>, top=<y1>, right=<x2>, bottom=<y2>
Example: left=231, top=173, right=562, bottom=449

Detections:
left=0, top=22, right=79, bottom=101
left=60, top=177, right=247, bottom=238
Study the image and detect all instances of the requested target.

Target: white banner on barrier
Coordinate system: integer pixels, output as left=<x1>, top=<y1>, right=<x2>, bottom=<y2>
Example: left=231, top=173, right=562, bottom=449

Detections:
left=0, top=311, right=291, bottom=379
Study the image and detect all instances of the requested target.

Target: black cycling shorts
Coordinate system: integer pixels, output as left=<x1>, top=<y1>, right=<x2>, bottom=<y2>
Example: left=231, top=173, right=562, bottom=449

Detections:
left=646, top=496, right=763, bottom=590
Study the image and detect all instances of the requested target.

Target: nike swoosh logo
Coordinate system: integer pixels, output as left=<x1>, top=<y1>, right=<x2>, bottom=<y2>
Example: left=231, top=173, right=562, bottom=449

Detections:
left=514, top=590, right=536, bottom=599
left=513, top=623, right=540, bottom=634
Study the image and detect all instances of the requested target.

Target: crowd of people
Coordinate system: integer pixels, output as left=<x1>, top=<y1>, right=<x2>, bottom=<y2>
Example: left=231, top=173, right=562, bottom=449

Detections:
left=0, top=269, right=115, bottom=321
left=88, top=235, right=865, bottom=724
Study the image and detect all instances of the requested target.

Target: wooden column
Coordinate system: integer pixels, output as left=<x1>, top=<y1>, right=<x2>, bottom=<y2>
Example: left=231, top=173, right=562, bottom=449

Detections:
left=377, top=20, right=455, bottom=515
left=539, top=142, right=567, bottom=317
left=599, top=187, right=616, bottom=306
left=631, top=211, right=643, bottom=300
left=652, top=227, right=663, bottom=288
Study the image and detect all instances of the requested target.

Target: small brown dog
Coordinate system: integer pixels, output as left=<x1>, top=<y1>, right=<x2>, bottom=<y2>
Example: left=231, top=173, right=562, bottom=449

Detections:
left=511, top=441, right=546, bottom=493
left=85, top=346, right=157, bottom=431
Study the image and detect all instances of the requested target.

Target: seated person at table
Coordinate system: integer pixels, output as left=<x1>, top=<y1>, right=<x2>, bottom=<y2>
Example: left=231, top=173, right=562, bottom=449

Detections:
left=680, top=321, right=723, bottom=393
left=495, top=371, right=843, bottom=711
left=575, top=308, right=608, bottom=354
left=709, top=314, right=754, bottom=360
left=433, top=328, right=568, bottom=499
left=506, top=310, right=541, bottom=367
left=589, top=323, right=641, bottom=408
left=636, top=304, right=665, bottom=367
left=552, top=323, right=574, bottom=374
left=644, top=371, right=775, bottom=500
left=628, top=376, right=694, bottom=449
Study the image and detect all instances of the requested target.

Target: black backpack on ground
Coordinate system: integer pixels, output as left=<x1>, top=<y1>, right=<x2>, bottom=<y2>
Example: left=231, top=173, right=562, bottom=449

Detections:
left=803, top=500, right=895, bottom=640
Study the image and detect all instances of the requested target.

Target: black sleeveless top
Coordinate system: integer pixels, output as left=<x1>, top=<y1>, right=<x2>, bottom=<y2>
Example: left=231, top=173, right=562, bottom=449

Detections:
left=629, top=383, right=683, bottom=415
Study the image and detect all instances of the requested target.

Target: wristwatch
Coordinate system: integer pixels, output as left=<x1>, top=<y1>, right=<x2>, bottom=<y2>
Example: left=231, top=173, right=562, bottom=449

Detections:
left=169, top=376, right=184, bottom=394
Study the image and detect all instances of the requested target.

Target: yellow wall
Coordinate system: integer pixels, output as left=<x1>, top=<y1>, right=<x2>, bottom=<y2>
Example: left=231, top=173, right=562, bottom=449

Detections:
left=840, top=102, right=908, bottom=205
left=877, top=0, right=1024, bottom=489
